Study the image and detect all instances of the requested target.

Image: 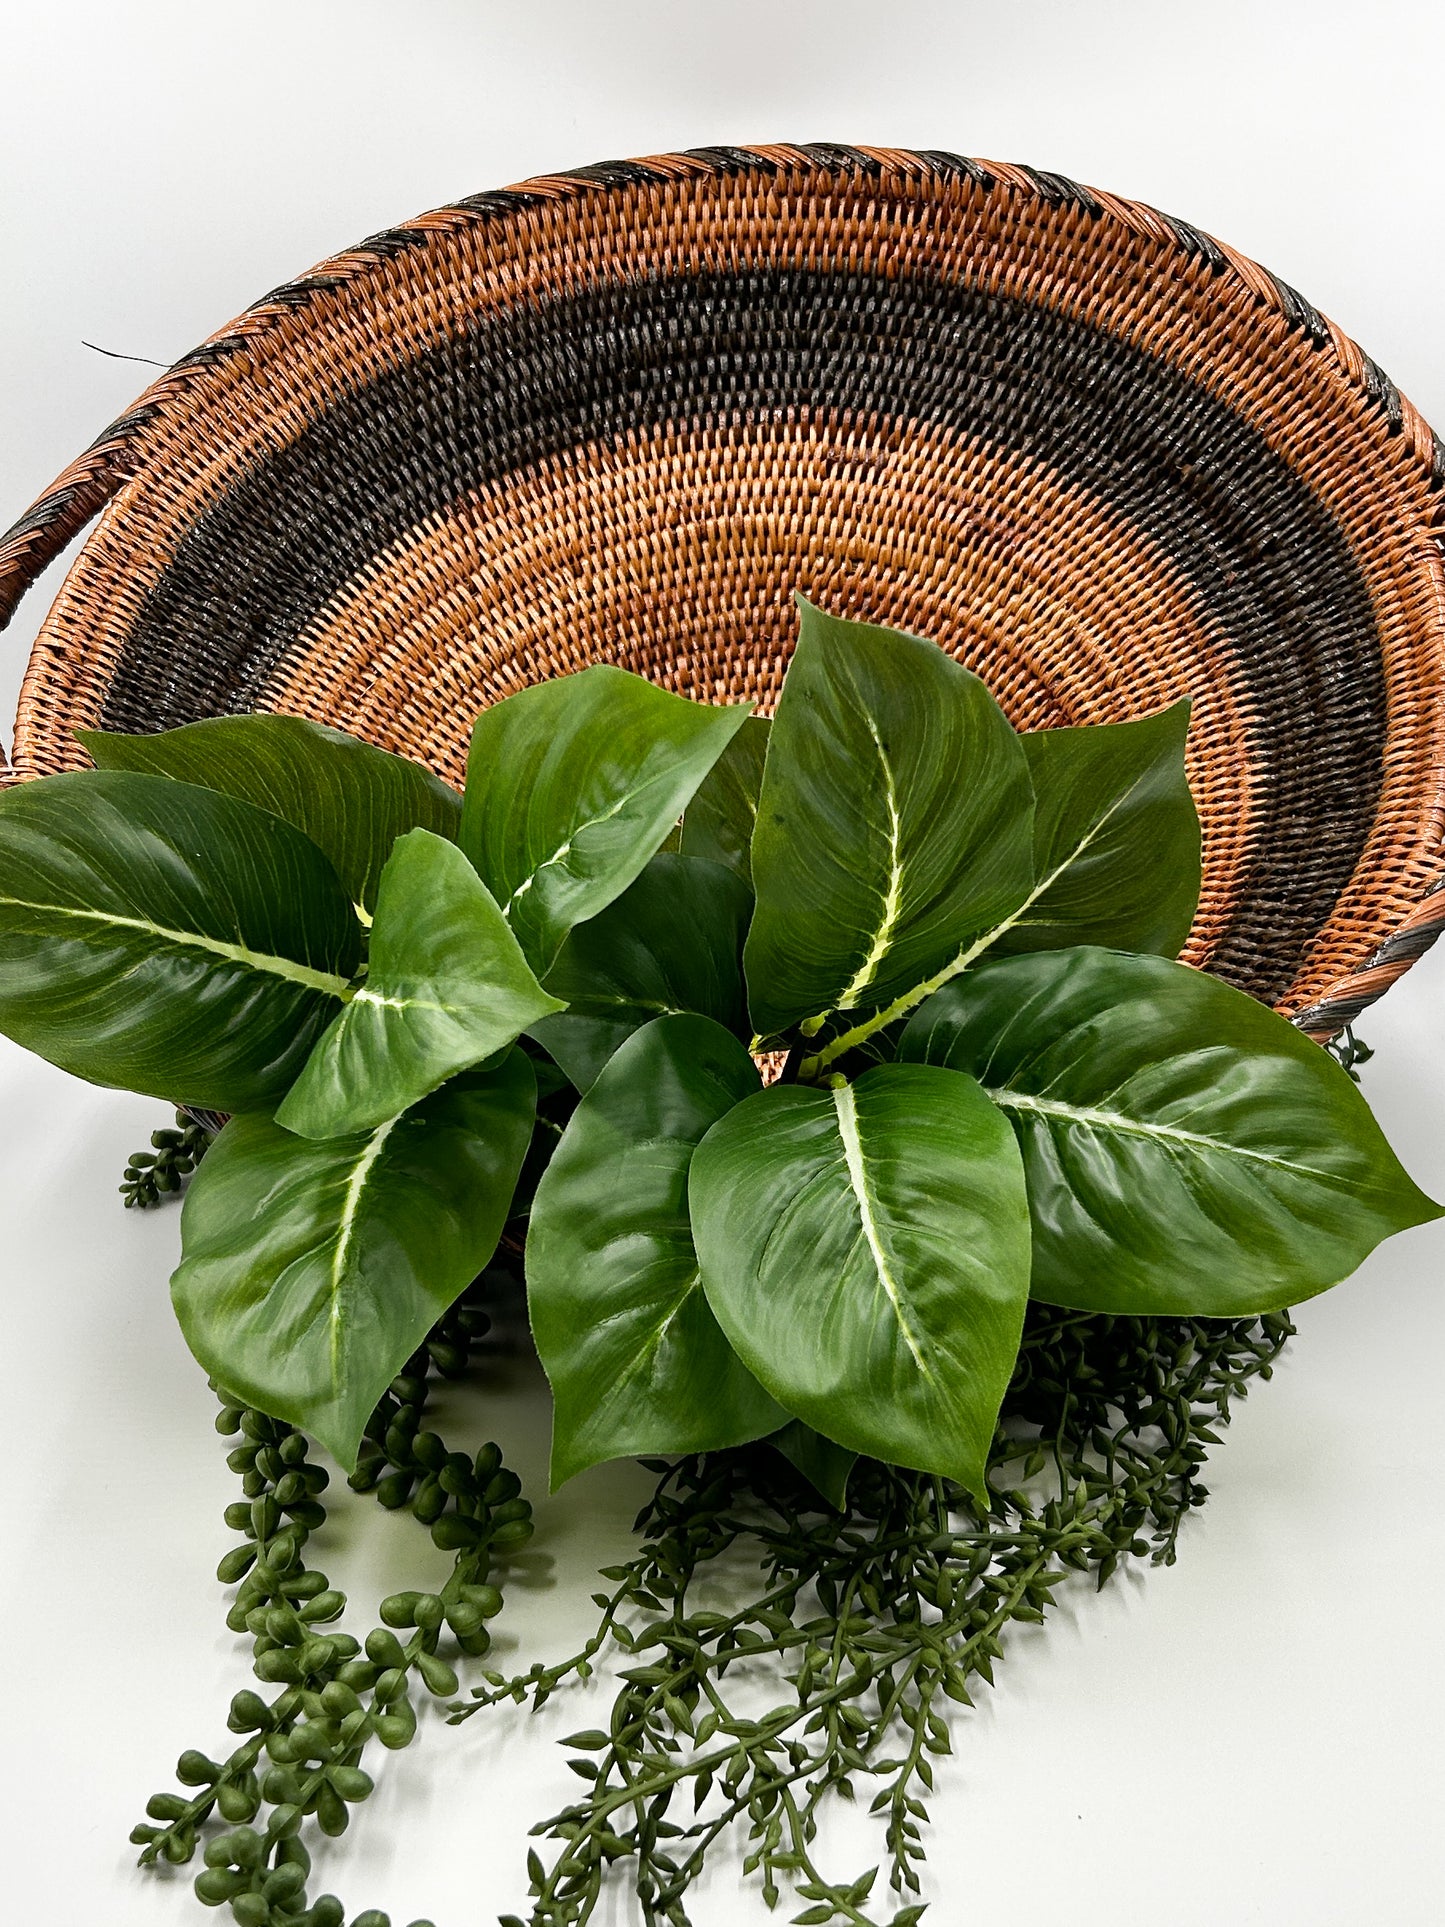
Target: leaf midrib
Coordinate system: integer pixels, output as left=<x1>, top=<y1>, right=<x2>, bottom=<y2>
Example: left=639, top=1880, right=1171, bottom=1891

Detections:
left=503, top=761, right=680, bottom=918
left=834, top=707, right=906, bottom=1012
left=590, top=1269, right=699, bottom=1408
left=803, top=772, right=1141, bottom=1076
left=831, top=1083, right=935, bottom=1382
left=328, top=1116, right=401, bottom=1386
left=353, top=986, right=458, bottom=1016
left=0, top=893, right=352, bottom=998
left=990, top=1087, right=1339, bottom=1181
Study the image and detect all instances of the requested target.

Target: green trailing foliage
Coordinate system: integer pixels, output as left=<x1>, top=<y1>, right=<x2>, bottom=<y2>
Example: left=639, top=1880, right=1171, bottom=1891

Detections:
left=464, top=1301, right=1296, bottom=1927
left=1330, top=1024, right=1375, bottom=1083
left=133, top=1275, right=530, bottom=1927
left=125, top=1248, right=1294, bottom=1927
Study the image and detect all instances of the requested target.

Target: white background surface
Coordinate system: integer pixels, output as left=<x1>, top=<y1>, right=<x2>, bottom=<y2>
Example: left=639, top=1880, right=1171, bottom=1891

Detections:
left=3, top=4, right=1445, bottom=1923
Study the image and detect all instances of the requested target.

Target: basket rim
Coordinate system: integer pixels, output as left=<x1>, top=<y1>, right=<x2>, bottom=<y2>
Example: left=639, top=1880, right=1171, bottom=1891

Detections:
left=3, top=142, right=1443, bottom=1040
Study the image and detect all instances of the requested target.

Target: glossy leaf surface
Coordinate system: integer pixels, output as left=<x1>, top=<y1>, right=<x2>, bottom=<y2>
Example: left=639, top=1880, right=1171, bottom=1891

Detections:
left=173, top=1054, right=536, bottom=1469
left=460, top=665, right=750, bottom=975
left=994, top=703, right=1200, bottom=959
left=691, top=1063, right=1032, bottom=1496
left=0, top=770, right=359, bottom=1111
left=277, top=830, right=563, bottom=1137
left=529, top=853, right=751, bottom=1092
left=528, top=1015, right=782, bottom=1485
left=899, top=947, right=1442, bottom=1315
left=679, top=714, right=770, bottom=884
left=770, top=1421, right=858, bottom=1509
left=81, top=714, right=460, bottom=912
left=745, top=602, right=1034, bottom=1036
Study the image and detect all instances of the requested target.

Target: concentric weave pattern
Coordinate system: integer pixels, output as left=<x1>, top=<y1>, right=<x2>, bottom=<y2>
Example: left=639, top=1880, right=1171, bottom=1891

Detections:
left=2, top=146, right=1443, bottom=1035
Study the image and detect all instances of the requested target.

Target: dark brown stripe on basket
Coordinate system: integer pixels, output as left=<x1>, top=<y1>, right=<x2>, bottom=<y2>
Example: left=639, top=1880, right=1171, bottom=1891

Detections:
left=94, top=267, right=1381, bottom=1005
left=262, top=412, right=1255, bottom=976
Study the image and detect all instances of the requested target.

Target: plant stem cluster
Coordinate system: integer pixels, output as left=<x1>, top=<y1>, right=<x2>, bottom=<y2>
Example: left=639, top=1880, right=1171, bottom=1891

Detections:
left=461, top=1304, right=1294, bottom=1927
left=133, top=1278, right=533, bottom=1927
left=1327, top=1025, right=1374, bottom=1083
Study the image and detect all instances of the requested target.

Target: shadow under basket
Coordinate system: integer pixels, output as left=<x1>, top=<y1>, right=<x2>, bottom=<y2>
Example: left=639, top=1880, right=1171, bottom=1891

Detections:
left=4, top=145, right=1445, bottom=1036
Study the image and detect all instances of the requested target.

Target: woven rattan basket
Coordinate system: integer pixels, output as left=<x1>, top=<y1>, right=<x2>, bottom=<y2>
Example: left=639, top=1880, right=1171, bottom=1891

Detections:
left=4, top=145, right=1443, bottom=1037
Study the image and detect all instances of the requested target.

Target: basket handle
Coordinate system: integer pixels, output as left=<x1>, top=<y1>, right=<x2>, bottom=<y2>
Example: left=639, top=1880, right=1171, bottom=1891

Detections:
left=0, top=403, right=160, bottom=776
left=0, top=417, right=144, bottom=635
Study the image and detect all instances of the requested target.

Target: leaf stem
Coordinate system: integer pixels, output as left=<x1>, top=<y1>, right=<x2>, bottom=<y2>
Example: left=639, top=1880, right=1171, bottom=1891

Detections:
left=796, top=930, right=994, bottom=1080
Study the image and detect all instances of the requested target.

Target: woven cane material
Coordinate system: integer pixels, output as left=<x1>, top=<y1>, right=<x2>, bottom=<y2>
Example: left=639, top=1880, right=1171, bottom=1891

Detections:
left=3, top=146, right=1443, bottom=1036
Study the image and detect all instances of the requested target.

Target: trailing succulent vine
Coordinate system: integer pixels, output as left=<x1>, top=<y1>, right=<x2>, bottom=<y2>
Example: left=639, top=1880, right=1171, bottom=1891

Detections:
left=472, top=1305, right=1294, bottom=1927
left=121, top=1109, right=215, bottom=1208
left=133, top=1271, right=533, bottom=1927
left=126, top=1167, right=1294, bottom=1927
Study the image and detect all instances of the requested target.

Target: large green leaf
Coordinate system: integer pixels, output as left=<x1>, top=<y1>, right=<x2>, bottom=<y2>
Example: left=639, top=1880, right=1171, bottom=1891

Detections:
left=992, top=703, right=1200, bottom=959
left=527, top=1015, right=782, bottom=1485
left=679, top=714, right=770, bottom=884
left=690, top=1063, right=1032, bottom=1496
left=769, top=1421, right=858, bottom=1510
left=744, top=602, right=1035, bottom=1038
left=460, top=665, right=751, bottom=976
left=528, top=853, right=751, bottom=1092
left=276, top=830, right=563, bottom=1137
left=898, top=947, right=1442, bottom=1316
left=0, top=770, right=359, bottom=1111
left=173, top=1053, right=536, bottom=1469
left=80, top=714, right=460, bottom=912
